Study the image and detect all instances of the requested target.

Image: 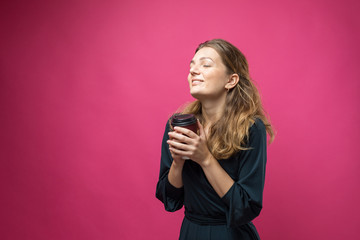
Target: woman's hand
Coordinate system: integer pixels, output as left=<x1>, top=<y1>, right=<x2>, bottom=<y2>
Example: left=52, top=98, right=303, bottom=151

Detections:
left=167, top=120, right=213, bottom=167
left=168, top=142, right=186, bottom=166
left=168, top=120, right=235, bottom=197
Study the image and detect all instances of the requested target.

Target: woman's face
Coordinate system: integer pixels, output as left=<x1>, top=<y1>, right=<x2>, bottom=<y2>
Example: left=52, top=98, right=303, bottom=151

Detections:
left=188, top=47, right=230, bottom=100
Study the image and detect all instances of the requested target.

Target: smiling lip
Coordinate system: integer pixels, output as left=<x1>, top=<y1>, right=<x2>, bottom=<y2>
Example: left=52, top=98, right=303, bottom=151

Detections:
left=191, top=79, right=204, bottom=86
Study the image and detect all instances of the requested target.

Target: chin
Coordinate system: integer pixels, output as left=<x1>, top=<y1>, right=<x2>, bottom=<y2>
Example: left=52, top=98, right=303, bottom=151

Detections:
left=190, top=90, right=206, bottom=100
left=190, top=90, right=225, bottom=101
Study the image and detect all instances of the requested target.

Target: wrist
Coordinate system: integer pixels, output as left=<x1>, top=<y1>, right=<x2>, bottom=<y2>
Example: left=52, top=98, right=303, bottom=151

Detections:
left=172, top=159, right=185, bottom=168
left=200, top=153, right=216, bottom=168
left=169, top=159, right=184, bottom=188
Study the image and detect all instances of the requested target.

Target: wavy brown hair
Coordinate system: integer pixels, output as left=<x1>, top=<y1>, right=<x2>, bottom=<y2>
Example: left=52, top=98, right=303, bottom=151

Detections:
left=179, top=39, right=275, bottom=159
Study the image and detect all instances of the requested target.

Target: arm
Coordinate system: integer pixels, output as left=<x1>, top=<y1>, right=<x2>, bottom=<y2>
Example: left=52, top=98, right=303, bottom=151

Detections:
left=155, top=122, right=185, bottom=212
left=167, top=119, right=267, bottom=226
left=167, top=119, right=234, bottom=197
left=221, top=119, right=267, bottom=227
left=168, top=159, right=185, bottom=188
left=200, top=155, right=234, bottom=198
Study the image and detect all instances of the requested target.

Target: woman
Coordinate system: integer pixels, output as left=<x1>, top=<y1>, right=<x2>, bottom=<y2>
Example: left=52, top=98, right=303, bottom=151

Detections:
left=156, top=39, right=274, bottom=239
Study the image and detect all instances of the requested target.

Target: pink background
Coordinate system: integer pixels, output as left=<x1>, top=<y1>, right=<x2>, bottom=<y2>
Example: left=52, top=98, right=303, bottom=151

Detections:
left=1, top=0, right=359, bottom=239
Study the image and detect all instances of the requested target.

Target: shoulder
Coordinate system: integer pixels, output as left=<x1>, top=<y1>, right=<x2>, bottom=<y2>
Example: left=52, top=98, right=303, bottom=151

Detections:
left=246, top=118, right=267, bottom=148
left=164, top=116, right=174, bottom=133
left=249, top=118, right=266, bottom=135
left=160, top=119, right=172, bottom=143
left=164, top=119, right=171, bottom=132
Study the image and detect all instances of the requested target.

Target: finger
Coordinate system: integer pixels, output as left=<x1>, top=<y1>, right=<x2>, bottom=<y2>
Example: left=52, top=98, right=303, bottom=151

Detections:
left=167, top=140, right=190, bottom=151
left=173, top=126, right=198, bottom=139
left=168, top=131, right=193, bottom=144
left=169, top=146, right=190, bottom=157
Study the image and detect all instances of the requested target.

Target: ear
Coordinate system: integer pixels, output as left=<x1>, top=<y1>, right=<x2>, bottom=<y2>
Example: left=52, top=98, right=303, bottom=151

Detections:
left=225, top=73, right=239, bottom=90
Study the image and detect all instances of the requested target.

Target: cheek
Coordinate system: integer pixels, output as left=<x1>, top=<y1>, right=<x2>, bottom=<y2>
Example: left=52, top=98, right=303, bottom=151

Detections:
left=208, top=76, right=228, bottom=91
left=187, top=74, right=192, bottom=86
left=206, top=71, right=225, bottom=83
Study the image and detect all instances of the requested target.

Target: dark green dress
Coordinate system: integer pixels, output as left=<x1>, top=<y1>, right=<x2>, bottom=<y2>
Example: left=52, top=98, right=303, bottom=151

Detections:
left=156, top=119, right=267, bottom=240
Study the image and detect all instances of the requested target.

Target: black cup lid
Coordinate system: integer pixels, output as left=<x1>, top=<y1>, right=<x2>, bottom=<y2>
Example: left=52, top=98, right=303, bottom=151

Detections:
left=171, top=114, right=197, bottom=127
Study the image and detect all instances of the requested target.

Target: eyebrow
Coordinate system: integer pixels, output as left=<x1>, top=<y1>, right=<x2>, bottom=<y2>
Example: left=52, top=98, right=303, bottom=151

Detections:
left=190, top=57, right=214, bottom=65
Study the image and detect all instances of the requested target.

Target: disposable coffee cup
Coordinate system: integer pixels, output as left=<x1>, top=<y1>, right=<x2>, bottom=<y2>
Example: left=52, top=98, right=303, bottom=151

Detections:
left=170, top=114, right=199, bottom=160
left=171, top=114, right=199, bottom=134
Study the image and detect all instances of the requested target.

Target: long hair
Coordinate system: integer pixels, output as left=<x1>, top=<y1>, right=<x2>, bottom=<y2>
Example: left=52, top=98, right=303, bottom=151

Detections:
left=181, top=39, right=275, bottom=160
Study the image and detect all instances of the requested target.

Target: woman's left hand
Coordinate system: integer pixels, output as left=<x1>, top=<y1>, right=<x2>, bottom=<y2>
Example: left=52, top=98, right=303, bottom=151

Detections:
left=167, top=120, right=213, bottom=167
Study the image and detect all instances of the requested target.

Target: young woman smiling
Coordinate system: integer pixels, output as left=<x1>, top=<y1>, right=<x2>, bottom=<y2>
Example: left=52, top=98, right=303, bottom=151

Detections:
left=156, top=39, right=274, bottom=240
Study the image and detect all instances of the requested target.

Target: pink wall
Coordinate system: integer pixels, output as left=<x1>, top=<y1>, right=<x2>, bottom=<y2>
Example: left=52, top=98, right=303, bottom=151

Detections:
left=1, top=0, right=359, bottom=239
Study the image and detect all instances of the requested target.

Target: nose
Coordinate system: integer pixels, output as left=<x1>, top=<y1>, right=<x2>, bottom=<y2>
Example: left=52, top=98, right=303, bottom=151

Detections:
left=189, top=64, right=200, bottom=75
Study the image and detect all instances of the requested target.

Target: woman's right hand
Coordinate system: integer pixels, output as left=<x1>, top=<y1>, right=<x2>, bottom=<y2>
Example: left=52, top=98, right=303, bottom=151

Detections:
left=167, top=134, right=185, bottom=188
left=167, top=133, right=186, bottom=165
left=169, top=150, right=186, bottom=165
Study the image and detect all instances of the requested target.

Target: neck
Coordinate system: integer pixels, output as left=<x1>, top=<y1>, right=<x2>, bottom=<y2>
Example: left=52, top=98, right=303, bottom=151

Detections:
left=200, top=95, right=226, bottom=126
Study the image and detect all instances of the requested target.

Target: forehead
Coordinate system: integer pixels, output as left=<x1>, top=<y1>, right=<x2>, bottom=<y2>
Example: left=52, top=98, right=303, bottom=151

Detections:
left=192, top=47, right=221, bottom=61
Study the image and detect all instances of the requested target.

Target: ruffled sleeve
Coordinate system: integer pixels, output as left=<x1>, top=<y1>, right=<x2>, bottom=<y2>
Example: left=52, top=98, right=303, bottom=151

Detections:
left=221, top=119, right=267, bottom=227
left=155, top=121, right=184, bottom=212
